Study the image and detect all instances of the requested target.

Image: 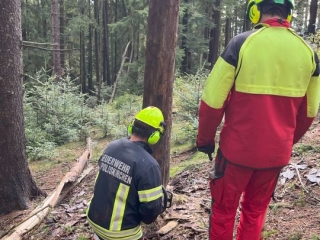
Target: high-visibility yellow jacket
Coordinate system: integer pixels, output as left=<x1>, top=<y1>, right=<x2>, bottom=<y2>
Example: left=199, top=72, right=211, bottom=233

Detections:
left=197, top=19, right=320, bottom=169
left=87, top=138, right=163, bottom=240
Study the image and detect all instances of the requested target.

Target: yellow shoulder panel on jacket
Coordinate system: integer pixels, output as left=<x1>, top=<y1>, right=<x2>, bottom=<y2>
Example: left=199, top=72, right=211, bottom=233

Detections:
left=235, top=27, right=316, bottom=97
left=202, top=57, right=235, bottom=109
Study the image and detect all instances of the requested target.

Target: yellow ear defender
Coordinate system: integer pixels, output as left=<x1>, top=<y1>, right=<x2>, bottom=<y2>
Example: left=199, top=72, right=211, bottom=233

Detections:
left=247, top=0, right=294, bottom=24
left=127, top=106, right=165, bottom=145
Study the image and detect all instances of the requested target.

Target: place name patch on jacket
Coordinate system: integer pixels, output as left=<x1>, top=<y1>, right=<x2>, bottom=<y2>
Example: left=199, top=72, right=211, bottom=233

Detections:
left=99, top=154, right=132, bottom=185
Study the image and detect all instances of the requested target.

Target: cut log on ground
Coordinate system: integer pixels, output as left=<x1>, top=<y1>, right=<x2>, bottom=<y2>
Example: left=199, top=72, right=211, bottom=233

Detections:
left=0, top=138, right=93, bottom=240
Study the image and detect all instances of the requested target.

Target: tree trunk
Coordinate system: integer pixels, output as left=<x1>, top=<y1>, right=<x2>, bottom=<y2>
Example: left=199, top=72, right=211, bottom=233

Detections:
left=208, top=0, right=221, bottom=68
left=225, top=17, right=231, bottom=47
left=59, top=0, right=65, bottom=73
left=41, top=0, right=48, bottom=39
left=233, top=6, right=238, bottom=37
left=243, top=0, right=252, bottom=31
left=113, top=0, right=119, bottom=82
left=22, top=0, right=28, bottom=41
left=304, top=1, right=309, bottom=35
left=307, top=0, right=318, bottom=34
left=102, top=0, right=111, bottom=85
left=51, top=0, right=62, bottom=80
left=143, top=0, right=180, bottom=186
left=80, top=0, right=87, bottom=94
left=94, top=0, right=101, bottom=102
left=0, top=0, right=44, bottom=215
left=181, top=0, right=189, bottom=74
left=88, top=0, right=94, bottom=95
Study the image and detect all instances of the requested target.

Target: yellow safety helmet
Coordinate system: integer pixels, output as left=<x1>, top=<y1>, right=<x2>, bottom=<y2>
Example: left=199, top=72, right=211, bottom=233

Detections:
left=247, top=0, right=295, bottom=24
left=128, top=106, right=165, bottom=145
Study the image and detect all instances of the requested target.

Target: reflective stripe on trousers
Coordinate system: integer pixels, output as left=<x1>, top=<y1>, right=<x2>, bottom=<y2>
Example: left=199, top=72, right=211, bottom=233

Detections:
left=93, top=233, right=146, bottom=240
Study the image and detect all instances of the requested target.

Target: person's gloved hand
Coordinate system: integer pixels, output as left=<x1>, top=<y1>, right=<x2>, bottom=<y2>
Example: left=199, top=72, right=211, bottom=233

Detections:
left=197, top=144, right=215, bottom=161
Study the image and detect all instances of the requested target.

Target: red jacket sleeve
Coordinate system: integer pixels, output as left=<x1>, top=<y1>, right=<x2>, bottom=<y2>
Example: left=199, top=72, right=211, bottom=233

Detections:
left=197, top=99, right=226, bottom=147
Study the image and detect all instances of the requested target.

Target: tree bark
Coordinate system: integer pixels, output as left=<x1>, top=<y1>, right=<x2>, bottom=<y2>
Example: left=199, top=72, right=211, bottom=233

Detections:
left=51, top=0, right=62, bottom=80
left=88, top=0, right=94, bottom=95
left=208, top=0, right=221, bottom=68
left=80, top=0, right=87, bottom=94
left=94, top=0, right=101, bottom=102
left=307, top=0, right=318, bottom=34
left=243, top=0, right=252, bottom=32
left=59, top=0, right=65, bottom=72
left=102, top=0, right=111, bottom=85
left=0, top=0, right=44, bottom=215
left=225, top=17, right=231, bottom=47
left=143, top=0, right=180, bottom=186
left=181, top=0, right=189, bottom=74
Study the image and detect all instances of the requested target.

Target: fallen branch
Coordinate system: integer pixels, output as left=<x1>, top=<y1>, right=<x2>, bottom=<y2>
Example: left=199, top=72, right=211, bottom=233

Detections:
left=108, top=41, right=131, bottom=104
left=22, top=44, right=79, bottom=52
left=156, top=221, right=178, bottom=235
left=1, top=138, right=93, bottom=240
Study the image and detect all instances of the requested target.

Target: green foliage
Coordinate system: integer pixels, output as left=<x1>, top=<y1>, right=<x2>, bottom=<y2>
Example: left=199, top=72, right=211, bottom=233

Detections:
left=24, top=71, right=144, bottom=160
left=294, top=144, right=320, bottom=154
left=24, top=74, right=90, bottom=160
left=262, top=229, right=279, bottom=239
left=172, top=69, right=208, bottom=145
left=286, top=232, right=303, bottom=240
left=311, top=235, right=320, bottom=240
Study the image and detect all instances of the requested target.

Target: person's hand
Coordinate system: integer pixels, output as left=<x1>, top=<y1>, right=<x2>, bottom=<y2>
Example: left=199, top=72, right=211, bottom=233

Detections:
left=197, top=144, right=215, bottom=161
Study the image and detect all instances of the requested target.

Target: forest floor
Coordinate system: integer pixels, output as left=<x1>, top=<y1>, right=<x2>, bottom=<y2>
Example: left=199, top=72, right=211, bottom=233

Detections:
left=1, top=114, right=320, bottom=240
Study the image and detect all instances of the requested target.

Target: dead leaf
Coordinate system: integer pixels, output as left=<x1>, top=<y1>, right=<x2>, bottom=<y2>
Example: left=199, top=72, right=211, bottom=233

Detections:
left=306, top=168, right=320, bottom=185
left=280, top=169, right=295, bottom=184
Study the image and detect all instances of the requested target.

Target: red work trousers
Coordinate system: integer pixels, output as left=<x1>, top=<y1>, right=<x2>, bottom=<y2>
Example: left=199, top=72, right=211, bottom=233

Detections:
left=209, top=152, right=282, bottom=240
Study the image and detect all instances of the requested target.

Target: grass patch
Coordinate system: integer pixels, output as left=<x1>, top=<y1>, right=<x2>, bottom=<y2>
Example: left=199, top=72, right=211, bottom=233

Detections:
left=262, top=229, right=278, bottom=239
left=286, top=232, right=303, bottom=240
left=170, top=151, right=211, bottom=177
left=294, top=144, right=320, bottom=154
left=311, top=235, right=320, bottom=240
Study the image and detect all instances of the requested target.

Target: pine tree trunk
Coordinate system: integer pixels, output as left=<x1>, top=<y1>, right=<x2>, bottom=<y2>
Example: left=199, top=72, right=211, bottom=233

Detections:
left=80, top=0, right=87, bottom=94
left=113, top=0, right=118, bottom=82
left=94, top=0, right=101, bottom=102
left=208, top=0, right=221, bottom=67
left=88, top=0, right=94, bottom=95
left=243, top=0, right=252, bottom=31
left=307, top=0, right=318, bottom=34
left=51, top=0, right=62, bottom=80
left=233, top=6, right=238, bottom=37
left=304, top=1, right=309, bottom=35
left=0, top=0, right=44, bottom=215
left=225, top=17, right=231, bottom=47
left=59, top=0, right=65, bottom=73
left=41, top=0, right=48, bottom=39
left=102, top=0, right=111, bottom=85
left=143, top=0, right=180, bottom=186
left=181, top=0, right=189, bottom=74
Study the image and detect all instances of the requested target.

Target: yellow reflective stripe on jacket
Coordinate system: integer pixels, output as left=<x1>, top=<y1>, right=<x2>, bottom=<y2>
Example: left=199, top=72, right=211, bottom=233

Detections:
left=235, top=27, right=316, bottom=97
left=202, top=56, right=235, bottom=109
left=110, top=183, right=130, bottom=231
left=138, top=185, right=163, bottom=202
left=87, top=216, right=143, bottom=240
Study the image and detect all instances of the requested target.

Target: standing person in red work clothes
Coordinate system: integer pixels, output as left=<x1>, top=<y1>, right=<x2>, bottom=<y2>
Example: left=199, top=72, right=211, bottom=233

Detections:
left=196, top=0, right=320, bottom=239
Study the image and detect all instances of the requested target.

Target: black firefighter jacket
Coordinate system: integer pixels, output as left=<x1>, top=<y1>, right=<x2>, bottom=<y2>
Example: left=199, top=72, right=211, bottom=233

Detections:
left=87, top=138, right=163, bottom=240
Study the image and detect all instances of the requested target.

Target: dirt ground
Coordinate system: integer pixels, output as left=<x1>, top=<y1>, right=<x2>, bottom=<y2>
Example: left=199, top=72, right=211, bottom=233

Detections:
left=1, top=115, right=320, bottom=240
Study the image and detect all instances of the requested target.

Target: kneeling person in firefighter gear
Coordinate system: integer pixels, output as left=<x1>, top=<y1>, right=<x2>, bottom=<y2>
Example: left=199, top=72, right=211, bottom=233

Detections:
left=87, top=106, right=171, bottom=240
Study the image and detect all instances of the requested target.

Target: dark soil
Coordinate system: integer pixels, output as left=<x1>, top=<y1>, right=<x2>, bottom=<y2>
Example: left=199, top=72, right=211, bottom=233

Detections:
left=1, top=115, right=320, bottom=240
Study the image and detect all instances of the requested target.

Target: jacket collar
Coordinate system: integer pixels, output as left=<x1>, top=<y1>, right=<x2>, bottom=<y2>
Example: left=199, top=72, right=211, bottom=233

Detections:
left=255, top=18, right=291, bottom=29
